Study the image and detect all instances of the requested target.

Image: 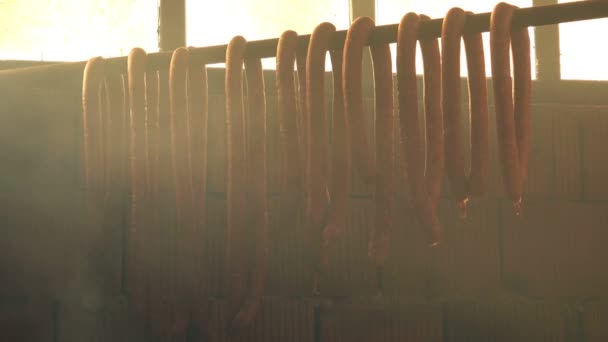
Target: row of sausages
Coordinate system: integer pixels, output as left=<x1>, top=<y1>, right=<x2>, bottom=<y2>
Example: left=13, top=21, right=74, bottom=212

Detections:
left=81, top=1, right=531, bottom=338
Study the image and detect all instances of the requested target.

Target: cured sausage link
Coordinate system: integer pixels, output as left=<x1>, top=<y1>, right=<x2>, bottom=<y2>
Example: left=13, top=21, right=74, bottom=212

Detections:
left=187, top=54, right=209, bottom=231
left=463, top=12, right=489, bottom=198
left=103, top=73, right=126, bottom=293
left=143, top=69, right=164, bottom=331
left=277, top=30, right=303, bottom=227
left=419, top=14, right=444, bottom=213
left=490, top=2, right=524, bottom=215
left=397, top=13, right=442, bottom=245
left=343, top=16, right=375, bottom=184
left=322, top=48, right=350, bottom=268
left=186, top=54, right=209, bottom=318
left=369, top=42, right=394, bottom=266
left=127, top=48, right=148, bottom=316
left=306, top=22, right=335, bottom=292
left=82, top=57, right=105, bottom=209
left=224, top=35, right=249, bottom=332
left=296, top=51, right=308, bottom=171
left=169, top=47, right=196, bottom=335
left=230, top=57, right=269, bottom=330
left=512, top=22, right=532, bottom=188
left=83, top=57, right=113, bottom=303
left=441, top=8, right=468, bottom=216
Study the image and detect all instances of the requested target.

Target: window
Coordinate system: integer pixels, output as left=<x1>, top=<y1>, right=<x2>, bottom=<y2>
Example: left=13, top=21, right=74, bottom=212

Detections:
left=186, top=0, right=350, bottom=69
left=0, top=0, right=158, bottom=61
left=376, top=0, right=536, bottom=78
left=558, top=0, right=608, bottom=80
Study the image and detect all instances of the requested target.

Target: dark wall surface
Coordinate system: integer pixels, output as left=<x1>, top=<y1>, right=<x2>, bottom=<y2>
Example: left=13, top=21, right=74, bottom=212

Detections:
left=1, top=67, right=608, bottom=341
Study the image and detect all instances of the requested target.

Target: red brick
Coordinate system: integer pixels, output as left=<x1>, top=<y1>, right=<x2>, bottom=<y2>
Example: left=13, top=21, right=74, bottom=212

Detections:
left=502, top=200, right=608, bottom=298
left=0, top=298, right=54, bottom=342
left=382, top=203, right=435, bottom=297
left=266, top=197, right=313, bottom=296
left=202, top=298, right=315, bottom=342
left=432, top=200, right=502, bottom=298
left=581, top=105, right=608, bottom=200
left=319, top=199, right=377, bottom=297
left=443, top=297, right=574, bottom=342
left=204, top=198, right=228, bottom=297
left=584, top=301, right=608, bottom=342
left=320, top=302, right=442, bottom=342
left=483, top=105, right=505, bottom=198
left=553, top=106, right=583, bottom=199
left=523, top=105, right=555, bottom=198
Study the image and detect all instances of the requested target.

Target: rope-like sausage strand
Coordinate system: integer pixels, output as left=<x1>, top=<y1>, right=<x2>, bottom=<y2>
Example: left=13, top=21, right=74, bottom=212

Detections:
left=343, top=16, right=376, bottom=185
left=490, top=2, right=532, bottom=215
left=82, top=57, right=105, bottom=209
left=127, top=48, right=148, bottom=315
left=224, top=35, right=249, bottom=330
left=370, top=42, right=394, bottom=266
left=397, top=13, right=442, bottom=245
left=186, top=51, right=209, bottom=317
left=277, top=31, right=304, bottom=228
left=103, top=72, right=126, bottom=293
left=169, top=47, right=195, bottom=335
left=306, top=22, right=335, bottom=292
left=230, top=57, right=269, bottom=330
left=419, top=14, right=444, bottom=214
left=441, top=8, right=490, bottom=217
left=321, top=48, right=350, bottom=269
left=296, top=51, right=308, bottom=171
left=306, top=23, right=336, bottom=272
left=144, top=69, right=163, bottom=331
left=512, top=17, right=532, bottom=188
left=463, top=11, right=489, bottom=198
left=442, top=8, right=468, bottom=216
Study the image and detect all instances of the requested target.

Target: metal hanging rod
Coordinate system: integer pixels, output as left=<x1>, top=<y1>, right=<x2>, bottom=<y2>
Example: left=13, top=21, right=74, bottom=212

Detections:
left=0, top=0, right=607, bottom=81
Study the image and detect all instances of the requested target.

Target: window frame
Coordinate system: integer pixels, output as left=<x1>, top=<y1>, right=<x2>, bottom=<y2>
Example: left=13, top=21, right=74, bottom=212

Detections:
left=1, top=0, right=606, bottom=104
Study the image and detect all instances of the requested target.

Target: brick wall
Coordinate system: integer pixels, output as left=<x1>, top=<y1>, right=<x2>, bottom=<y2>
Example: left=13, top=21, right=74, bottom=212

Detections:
left=1, top=71, right=608, bottom=341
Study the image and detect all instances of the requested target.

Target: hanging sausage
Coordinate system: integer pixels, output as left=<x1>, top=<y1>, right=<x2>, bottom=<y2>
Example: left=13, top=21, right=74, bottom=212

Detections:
left=102, top=71, right=127, bottom=294
left=441, top=8, right=489, bottom=218
left=296, top=46, right=308, bottom=171
left=144, top=68, right=166, bottom=336
left=230, top=56, right=269, bottom=330
left=224, top=35, right=250, bottom=331
left=369, top=40, right=394, bottom=268
left=342, top=16, right=394, bottom=266
left=419, top=13, right=444, bottom=221
left=126, top=48, right=149, bottom=317
left=82, top=57, right=113, bottom=307
left=397, top=13, right=442, bottom=245
left=169, top=47, right=195, bottom=336
left=186, top=48, right=209, bottom=323
left=305, top=22, right=335, bottom=293
left=463, top=11, right=490, bottom=199
left=343, top=17, right=375, bottom=185
left=490, top=2, right=532, bottom=216
left=82, top=57, right=105, bottom=215
left=322, top=46, right=350, bottom=269
left=277, top=30, right=304, bottom=229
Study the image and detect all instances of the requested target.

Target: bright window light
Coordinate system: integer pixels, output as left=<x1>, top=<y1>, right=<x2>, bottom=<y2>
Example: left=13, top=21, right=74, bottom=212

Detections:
left=558, top=0, right=608, bottom=80
left=186, top=0, right=350, bottom=69
left=0, top=0, right=158, bottom=62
